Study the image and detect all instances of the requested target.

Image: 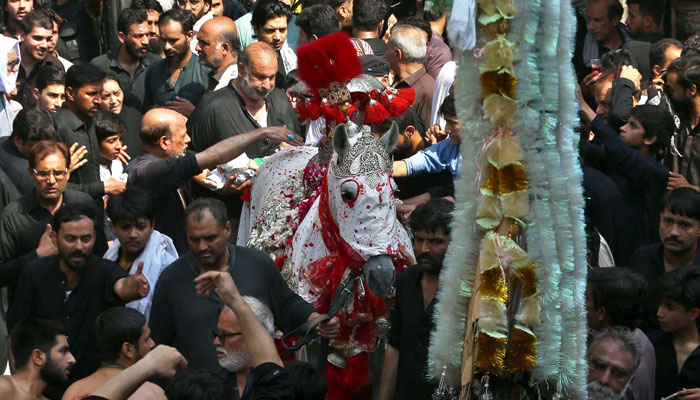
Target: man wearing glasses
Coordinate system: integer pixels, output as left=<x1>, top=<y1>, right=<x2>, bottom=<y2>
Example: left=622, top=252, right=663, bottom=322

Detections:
left=0, top=140, right=107, bottom=299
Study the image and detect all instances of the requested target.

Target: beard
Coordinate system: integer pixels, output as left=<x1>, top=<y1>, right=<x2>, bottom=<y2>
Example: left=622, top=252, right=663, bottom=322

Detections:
left=61, top=250, right=90, bottom=271
left=124, top=40, right=148, bottom=60
left=416, top=253, right=442, bottom=274
left=238, top=73, right=273, bottom=100
left=40, top=357, right=70, bottom=385
left=217, top=346, right=251, bottom=373
left=587, top=381, right=626, bottom=400
left=148, top=38, right=163, bottom=55
left=166, top=43, right=189, bottom=65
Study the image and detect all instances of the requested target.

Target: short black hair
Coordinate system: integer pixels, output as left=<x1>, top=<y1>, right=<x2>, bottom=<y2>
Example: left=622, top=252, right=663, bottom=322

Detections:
left=682, top=33, right=700, bottom=58
left=251, top=0, right=292, bottom=30
left=627, top=0, right=664, bottom=26
left=352, top=0, right=387, bottom=31
left=52, top=203, right=97, bottom=233
left=408, top=198, right=454, bottom=235
left=36, top=65, right=66, bottom=92
left=184, top=197, right=228, bottom=228
left=20, top=9, right=53, bottom=35
left=11, top=319, right=65, bottom=370
left=65, top=64, right=106, bottom=91
left=284, top=361, right=327, bottom=400
left=44, top=9, right=65, bottom=29
left=658, top=265, right=700, bottom=310
left=601, top=47, right=639, bottom=71
left=11, top=108, right=59, bottom=142
left=107, top=186, right=156, bottom=224
left=130, top=0, right=164, bottom=13
left=159, top=8, right=195, bottom=34
left=94, top=307, right=146, bottom=363
left=660, top=187, right=700, bottom=221
left=94, top=110, right=126, bottom=143
left=677, top=56, right=700, bottom=91
left=649, top=38, right=682, bottom=69
left=629, top=103, right=674, bottom=156
left=396, top=16, right=431, bottom=42
left=284, top=69, right=299, bottom=90
left=295, top=5, right=338, bottom=39
left=422, top=9, right=444, bottom=22
left=439, top=94, right=456, bottom=119
left=587, top=267, right=647, bottom=330
left=165, top=369, right=228, bottom=400
left=117, top=8, right=148, bottom=35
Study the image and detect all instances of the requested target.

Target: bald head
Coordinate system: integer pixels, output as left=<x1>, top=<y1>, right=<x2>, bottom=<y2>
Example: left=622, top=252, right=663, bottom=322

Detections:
left=140, top=108, right=191, bottom=157
left=196, top=17, right=240, bottom=72
left=239, top=41, right=277, bottom=72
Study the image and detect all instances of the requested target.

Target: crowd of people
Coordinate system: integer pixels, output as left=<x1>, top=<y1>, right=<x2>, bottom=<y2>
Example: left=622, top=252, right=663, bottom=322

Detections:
left=0, top=0, right=698, bottom=398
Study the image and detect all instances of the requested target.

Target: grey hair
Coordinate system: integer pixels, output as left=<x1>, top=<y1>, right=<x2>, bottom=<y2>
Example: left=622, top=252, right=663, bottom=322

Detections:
left=588, top=327, right=642, bottom=376
left=242, top=296, right=275, bottom=337
left=218, top=31, right=241, bottom=55
left=389, top=24, right=427, bottom=64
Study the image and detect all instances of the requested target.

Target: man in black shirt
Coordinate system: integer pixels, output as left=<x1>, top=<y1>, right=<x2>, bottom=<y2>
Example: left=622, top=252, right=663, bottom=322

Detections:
left=7, top=203, right=149, bottom=390
left=90, top=9, right=160, bottom=112
left=0, top=108, right=60, bottom=195
left=352, top=0, right=388, bottom=58
left=187, top=41, right=300, bottom=229
left=127, top=108, right=302, bottom=254
left=630, top=187, right=700, bottom=332
left=55, top=64, right=126, bottom=200
left=379, top=199, right=454, bottom=400
left=149, top=198, right=337, bottom=371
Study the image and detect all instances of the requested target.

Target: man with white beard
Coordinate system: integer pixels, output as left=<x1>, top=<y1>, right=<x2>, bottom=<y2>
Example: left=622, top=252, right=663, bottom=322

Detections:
left=213, top=296, right=274, bottom=399
left=588, top=328, right=642, bottom=400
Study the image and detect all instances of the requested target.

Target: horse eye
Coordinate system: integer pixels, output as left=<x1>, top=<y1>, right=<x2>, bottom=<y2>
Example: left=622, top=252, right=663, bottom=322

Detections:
left=340, top=180, right=359, bottom=203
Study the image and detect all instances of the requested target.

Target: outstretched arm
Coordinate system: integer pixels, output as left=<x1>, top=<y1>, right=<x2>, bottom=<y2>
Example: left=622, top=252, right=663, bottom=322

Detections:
left=195, top=127, right=303, bottom=171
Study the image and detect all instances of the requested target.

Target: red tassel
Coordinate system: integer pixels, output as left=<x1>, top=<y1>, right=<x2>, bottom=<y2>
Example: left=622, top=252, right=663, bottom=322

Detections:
left=384, top=88, right=416, bottom=116
left=306, top=101, right=322, bottom=120
left=364, top=99, right=390, bottom=124
left=296, top=100, right=309, bottom=120
left=322, top=104, right=346, bottom=125
left=325, top=353, right=369, bottom=400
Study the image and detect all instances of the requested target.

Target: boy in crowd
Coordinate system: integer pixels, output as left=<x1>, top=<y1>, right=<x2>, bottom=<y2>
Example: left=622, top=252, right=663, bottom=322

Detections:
left=94, top=110, right=128, bottom=184
left=649, top=266, right=700, bottom=400
left=33, top=66, right=66, bottom=114
left=104, top=187, right=178, bottom=321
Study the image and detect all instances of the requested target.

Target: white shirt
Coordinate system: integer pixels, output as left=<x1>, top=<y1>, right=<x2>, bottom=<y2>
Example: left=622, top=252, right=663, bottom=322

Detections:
left=190, top=11, right=214, bottom=53
left=213, top=62, right=239, bottom=91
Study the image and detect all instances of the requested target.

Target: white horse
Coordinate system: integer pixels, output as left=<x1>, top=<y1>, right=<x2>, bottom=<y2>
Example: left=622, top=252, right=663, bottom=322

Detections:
left=238, top=122, right=413, bottom=354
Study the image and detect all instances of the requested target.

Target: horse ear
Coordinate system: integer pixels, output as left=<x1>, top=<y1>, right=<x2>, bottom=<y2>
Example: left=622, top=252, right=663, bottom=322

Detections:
left=333, top=124, right=351, bottom=163
left=379, top=121, right=399, bottom=154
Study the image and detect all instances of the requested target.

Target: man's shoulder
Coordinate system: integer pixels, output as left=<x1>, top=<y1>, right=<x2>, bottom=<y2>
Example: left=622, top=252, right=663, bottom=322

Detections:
left=64, top=188, right=98, bottom=205
left=90, top=53, right=111, bottom=70
left=0, top=199, right=21, bottom=221
left=396, top=265, right=423, bottom=285
left=0, top=376, right=17, bottom=399
left=146, top=59, right=167, bottom=75
left=628, top=243, right=663, bottom=273
left=156, top=255, right=192, bottom=283
left=234, top=245, right=275, bottom=267
left=629, top=242, right=663, bottom=259
left=23, top=255, right=58, bottom=276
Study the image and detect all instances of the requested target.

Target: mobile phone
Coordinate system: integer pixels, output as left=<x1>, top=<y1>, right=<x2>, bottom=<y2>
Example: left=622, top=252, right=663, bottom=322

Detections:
left=662, top=392, right=680, bottom=400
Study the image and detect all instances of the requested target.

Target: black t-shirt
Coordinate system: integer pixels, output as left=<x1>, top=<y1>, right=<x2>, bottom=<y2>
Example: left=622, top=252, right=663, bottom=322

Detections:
left=7, top=255, right=128, bottom=381
left=149, top=244, right=316, bottom=371
left=387, top=265, right=438, bottom=399
left=649, top=330, right=700, bottom=399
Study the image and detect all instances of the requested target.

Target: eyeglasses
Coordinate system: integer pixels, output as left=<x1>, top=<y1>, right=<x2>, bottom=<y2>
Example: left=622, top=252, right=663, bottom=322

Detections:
left=212, top=329, right=242, bottom=342
left=32, top=169, right=68, bottom=180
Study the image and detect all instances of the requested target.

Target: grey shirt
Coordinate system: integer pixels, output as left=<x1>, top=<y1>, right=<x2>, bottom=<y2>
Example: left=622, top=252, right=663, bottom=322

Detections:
left=143, top=53, right=211, bottom=110
left=624, top=328, right=656, bottom=400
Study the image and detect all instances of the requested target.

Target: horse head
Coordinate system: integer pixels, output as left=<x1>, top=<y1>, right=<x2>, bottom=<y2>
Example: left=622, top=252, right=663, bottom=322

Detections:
left=327, top=121, right=401, bottom=297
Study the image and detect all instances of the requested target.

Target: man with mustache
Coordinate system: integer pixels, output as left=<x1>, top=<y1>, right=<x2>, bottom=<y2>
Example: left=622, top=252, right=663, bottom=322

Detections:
left=0, top=319, right=76, bottom=400
left=143, top=8, right=210, bottom=117
left=630, top=187, right=700, bottom=332
left=251, top=0, right=295, bottom=89
left=195, top=17, right=240, bottom=93
left=55, top=64, right=127, bottom=202
left=7, top=203, right=150, bottom=395
left=2, top=0, right=33, bottom=40
left=187, top=41, right=300, bottom=231
left=587, top=328, right=642, bottom=400
left=379, top=198, right=454, bottom=400
left=91, top=8, right=161, bottom=112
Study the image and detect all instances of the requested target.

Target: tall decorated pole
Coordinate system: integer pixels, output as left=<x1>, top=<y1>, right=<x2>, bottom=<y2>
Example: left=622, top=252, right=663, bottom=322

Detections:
left=427, top=0, right=588, bottom=398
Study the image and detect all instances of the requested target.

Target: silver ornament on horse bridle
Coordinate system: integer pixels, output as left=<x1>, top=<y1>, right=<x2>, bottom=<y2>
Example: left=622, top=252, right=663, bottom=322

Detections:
left=331, top=133, right=393, bottom=179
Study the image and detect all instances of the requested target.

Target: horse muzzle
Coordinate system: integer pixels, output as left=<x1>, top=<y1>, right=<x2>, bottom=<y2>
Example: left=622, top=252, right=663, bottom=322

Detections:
left=361, top=255, right=396, bottom=297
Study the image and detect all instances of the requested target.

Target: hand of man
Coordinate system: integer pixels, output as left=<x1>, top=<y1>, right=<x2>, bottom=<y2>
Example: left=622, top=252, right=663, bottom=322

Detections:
left=426, top=124, right=447, bottom=144
left=165, top=96, right=195, bottom=117
left=309, top=312, right=339, bottom=339
left=36, top=224, right=58, bottom=258
left=398, top=244, right=416, bottom=266
left=581, top=70, right=601, bottom=94
left=69, top=143, right=88, bottom=173
left=217, top=175, right=251, bottom=195
left=133, top=261, right=150, bottom=298
left=397, top=202, right=418, bottom=219
left=262, top=126, right=304, bottom=146
left=194, top=271, right=241, bottom=306
left=141, top=345, right=188, bottom=378
left=667, top=172, right=699, bottom=191
left=117, top=146, right=131, bottom=165
left=619, top=65, right=642, bottom=92
left=651, top=69, right=667, bottom=91
left=679, top=388, right=700, bottom=399
left=104, top=178, right=127, bottom=196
